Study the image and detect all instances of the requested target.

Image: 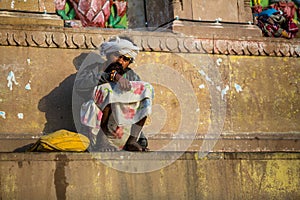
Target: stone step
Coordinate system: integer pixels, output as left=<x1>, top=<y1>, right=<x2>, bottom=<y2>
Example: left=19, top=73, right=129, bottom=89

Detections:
left=1, top=132, right=299, bottom=153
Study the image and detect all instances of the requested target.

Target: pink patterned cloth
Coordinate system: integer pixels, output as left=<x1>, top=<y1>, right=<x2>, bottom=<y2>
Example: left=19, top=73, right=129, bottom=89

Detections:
left=80, top=81, right=154, bottom=136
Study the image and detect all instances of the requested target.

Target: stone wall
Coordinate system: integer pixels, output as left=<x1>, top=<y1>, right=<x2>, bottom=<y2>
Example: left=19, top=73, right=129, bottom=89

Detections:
left=0, top=0, right=253, bottom=29
left=0, top=152, right=299, bottom=199
left=132, top=0, right=253, bottom=29
left=0, top=25, right=299, bottom=152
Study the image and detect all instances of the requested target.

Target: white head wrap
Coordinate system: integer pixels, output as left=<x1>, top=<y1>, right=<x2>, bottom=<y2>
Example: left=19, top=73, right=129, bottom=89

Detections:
left=99, top=37, right=139, bottom=60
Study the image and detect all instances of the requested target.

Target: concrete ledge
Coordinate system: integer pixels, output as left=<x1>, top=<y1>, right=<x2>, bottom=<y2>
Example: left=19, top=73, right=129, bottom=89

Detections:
left=1, top=132, right=299, bottom=153
left=1, top=152, right=299, bottom=199
left=1, top=151, right=300, bottom=161
left=171, top=19, right=262, bottom=38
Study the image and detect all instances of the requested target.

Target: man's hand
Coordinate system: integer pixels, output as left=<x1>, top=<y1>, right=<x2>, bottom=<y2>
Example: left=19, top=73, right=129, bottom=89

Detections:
left=115, top=74, right=131, bottom=91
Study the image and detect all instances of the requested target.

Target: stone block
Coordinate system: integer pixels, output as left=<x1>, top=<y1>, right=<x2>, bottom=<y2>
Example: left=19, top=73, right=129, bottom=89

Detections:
left=0, top=0, right=56, bottom=13
left=0, top=11, right=63, bottom=27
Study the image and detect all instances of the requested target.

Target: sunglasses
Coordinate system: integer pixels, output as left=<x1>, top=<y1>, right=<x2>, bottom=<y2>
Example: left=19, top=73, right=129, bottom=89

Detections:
left=119, top=55, right=133, bottom=62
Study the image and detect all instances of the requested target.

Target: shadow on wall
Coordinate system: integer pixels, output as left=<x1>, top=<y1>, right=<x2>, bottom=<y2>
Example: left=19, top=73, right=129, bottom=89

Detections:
left=37, top=53, right=91, bottom=134
left=38, top=74, right=77, bottom=133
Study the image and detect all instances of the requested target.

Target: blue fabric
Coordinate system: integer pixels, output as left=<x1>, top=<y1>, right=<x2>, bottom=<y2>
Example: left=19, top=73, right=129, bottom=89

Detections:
left=258, top=8, right=279, bottom=17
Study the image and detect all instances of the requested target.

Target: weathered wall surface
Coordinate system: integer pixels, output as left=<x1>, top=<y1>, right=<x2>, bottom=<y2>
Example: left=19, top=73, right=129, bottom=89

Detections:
left=0, top=43, right=300, bottom=151
left=0, top=152, right=299, bottom=200
left=1, top=46, right=299, bottom=135
left=0, top=32, right=299, bottom=152
left=0, top=46, right=79, bottom=134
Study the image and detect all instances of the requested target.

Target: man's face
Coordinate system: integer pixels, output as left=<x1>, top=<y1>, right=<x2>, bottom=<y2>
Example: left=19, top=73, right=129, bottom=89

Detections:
left=108, top=53, right=132, bottom=69
left=116, top=55, right=132, bottom=69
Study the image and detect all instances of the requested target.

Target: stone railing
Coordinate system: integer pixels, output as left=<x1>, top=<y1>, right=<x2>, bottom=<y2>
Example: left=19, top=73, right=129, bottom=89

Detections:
left=0, top=24, right=299, bottom=57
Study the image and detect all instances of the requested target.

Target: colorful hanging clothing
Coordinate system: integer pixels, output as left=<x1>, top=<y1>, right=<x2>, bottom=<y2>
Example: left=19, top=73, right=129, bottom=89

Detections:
left=254, top=7, right=298, bottom=38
